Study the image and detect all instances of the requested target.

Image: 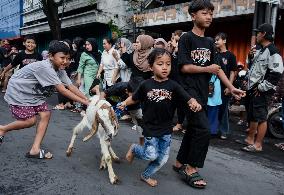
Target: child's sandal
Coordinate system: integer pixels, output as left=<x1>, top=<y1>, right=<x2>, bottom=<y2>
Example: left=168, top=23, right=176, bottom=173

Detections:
left=0, top=135, right=4, bottom=145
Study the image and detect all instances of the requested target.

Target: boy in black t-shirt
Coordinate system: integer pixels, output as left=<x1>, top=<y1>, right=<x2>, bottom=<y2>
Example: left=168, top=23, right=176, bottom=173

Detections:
left=120, top=48, right=201, bottom=187
left=173, top=0, right=245, bottom=189
left=0, top=35, right=42, bottom=80
left=215, top=32, right=237, bottom=139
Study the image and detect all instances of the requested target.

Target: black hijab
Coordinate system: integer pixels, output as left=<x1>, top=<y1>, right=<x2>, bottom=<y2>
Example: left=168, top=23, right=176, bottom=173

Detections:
left=85, top=38, right=101, bottom=63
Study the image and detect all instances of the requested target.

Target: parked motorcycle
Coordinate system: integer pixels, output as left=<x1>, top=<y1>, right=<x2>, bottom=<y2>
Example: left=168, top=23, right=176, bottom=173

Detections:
left=267, top=99, right=284, bottom=139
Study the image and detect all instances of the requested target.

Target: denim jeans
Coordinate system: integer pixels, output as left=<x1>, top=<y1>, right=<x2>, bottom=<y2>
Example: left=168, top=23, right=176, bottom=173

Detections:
left=219, top=96, right=230, bottom=136
left=132, top=134, right=171, bottom=179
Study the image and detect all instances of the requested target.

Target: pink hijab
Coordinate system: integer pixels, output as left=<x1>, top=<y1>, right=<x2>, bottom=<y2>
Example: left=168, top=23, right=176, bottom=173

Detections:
left=133, top=35, right=154, bottom=72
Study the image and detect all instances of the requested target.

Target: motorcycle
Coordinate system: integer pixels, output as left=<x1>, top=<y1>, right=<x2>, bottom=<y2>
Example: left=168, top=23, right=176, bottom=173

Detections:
left=267, top=99, right=284, bottom=139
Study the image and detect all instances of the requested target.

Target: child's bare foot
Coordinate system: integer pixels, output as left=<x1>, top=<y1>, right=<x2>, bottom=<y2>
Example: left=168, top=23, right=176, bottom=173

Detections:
left=125, top=144, right=134, bottom=163
left=173, top=123, right=183, bottom=131
left=140, top=176, right=158, bottom=187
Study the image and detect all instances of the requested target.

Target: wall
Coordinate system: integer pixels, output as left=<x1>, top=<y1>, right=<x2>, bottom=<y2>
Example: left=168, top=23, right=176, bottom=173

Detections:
left=0, top=0, right=23, bottom=39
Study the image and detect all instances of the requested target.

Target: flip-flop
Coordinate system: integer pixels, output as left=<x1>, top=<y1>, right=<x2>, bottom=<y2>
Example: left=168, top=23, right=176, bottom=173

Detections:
left=275, top=143, right=284, bottom=151
left=172, top=165, right=186, bottom=174
left=235, top=139, right=250, bottom=146
left=182, top=171, right=206, bottom=189
left=241, top=145, right=262, bottom=152
left=25, top=149, right=53, bottom=159
left=0, top=135, right=4, bottom=145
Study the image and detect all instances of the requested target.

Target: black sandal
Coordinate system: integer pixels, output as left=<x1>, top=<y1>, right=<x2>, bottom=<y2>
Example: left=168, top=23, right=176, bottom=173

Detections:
left=183, top=172, right=206, bottom=189
left=172, top=165, right=186, bottom=174
left=25, top=149, right=53, bottom=159
left=0, top=135, right=4, bottom=145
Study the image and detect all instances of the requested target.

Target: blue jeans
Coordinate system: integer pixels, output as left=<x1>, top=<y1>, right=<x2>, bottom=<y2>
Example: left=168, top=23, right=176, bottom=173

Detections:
left=219, top=96, right=230, bottom=136
left=132, top=134, right=171, bottom=179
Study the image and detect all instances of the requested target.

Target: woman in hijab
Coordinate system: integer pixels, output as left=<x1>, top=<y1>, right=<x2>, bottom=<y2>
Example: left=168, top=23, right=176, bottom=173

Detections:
left=76, top=38, right=101, bottom=98
left=112, top=38, right=133, bottom=82
left=129, top=34, right=154, bottom=91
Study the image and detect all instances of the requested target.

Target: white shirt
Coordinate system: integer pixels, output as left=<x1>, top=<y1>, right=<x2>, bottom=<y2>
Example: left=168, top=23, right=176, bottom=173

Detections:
left=101, top=48, right=119, bottom=70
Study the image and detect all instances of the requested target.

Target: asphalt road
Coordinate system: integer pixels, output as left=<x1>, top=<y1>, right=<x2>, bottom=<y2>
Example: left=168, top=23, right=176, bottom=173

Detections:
left=0, top=94, right=283, bottom=195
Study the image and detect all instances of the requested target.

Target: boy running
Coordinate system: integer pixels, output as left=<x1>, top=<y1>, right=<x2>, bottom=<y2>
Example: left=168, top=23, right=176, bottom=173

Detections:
left=0, top=41, right=89, bottom=159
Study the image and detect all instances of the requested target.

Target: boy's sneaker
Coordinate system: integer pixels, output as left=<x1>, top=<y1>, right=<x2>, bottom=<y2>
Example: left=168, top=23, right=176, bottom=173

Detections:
left=220, top=135, right=227, bottom=140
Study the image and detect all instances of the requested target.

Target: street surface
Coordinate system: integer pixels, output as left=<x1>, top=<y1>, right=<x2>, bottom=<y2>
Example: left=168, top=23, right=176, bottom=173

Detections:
left=0, top=94, right=283, bottom=195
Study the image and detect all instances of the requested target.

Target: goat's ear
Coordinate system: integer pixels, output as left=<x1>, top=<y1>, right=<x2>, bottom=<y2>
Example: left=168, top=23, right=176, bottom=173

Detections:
left=83, top=114, right=99, bottom=142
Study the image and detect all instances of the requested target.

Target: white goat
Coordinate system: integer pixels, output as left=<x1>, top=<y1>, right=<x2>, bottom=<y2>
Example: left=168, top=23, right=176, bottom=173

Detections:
left=66, top=95, right=120, bottom=184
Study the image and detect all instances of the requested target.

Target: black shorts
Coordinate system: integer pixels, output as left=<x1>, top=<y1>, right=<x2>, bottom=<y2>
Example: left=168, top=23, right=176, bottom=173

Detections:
left=247, top=93, right=271, bottom=122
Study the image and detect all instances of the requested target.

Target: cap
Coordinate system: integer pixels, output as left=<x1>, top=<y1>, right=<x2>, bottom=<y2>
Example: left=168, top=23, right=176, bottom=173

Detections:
left=253, top=23, right=274, bottom=34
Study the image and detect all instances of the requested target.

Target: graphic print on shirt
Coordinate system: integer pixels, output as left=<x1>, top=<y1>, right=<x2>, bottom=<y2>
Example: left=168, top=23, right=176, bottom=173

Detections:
left=22, top=59, right=38, bottom=67
left=147, top=89, right=172, bottom=102
left=191, top=48, right=211, bottom=66
left=222, top=58, right=228, bottom=65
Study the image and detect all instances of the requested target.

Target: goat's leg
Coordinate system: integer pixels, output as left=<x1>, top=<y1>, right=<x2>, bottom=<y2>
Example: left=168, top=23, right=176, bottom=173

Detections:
left=100, top=138, right=118, bottom=184
left=66, top=117, right=87, bottom=156
left=99, top=155, right=107, bottom=170
left=109, top=145, right=120, bottom=163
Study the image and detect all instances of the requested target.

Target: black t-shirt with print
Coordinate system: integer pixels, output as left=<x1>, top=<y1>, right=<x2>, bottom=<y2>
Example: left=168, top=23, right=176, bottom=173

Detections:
left=132, top=78, right=191, bottom=137
left=11, top=51, right=43, bottom=69
left=215, top=51, right=237, bottom=90
left=178, top=31, right=215, bottom=106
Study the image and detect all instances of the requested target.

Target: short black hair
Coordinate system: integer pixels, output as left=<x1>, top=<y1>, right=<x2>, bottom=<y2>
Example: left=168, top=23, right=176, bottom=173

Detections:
left=215, top=32, right=227, bottom=40
left=147, top=48, right=171, bottom=67
left=188, top=0, right=214, bottom=14
left=24, top=35, right=36, bottom=43
left=103, top=37, right=114, bottom=46
left=48, top=40, right=70, bottom=55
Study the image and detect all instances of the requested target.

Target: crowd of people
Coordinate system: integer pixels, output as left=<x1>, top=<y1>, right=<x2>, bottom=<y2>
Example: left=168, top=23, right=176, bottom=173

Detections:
left=0, top=0, right=283, bottom=189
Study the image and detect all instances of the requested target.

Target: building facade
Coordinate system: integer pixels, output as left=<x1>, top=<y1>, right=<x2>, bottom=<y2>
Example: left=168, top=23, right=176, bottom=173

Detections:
left=20, top=0, right=131, bottom=51
left=134, top=0, right=284, bottom=65
left=0, top=0, right=23, bottom=40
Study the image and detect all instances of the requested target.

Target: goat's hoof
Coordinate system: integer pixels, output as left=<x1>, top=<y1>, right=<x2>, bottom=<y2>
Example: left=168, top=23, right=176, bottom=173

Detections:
left=110, top=176, right=119, bottom=184
left=99, top=164, right=107, bottom=170
left=112, top=157, right=120, bottom=164
left=66, top=147, right=73, bottom=157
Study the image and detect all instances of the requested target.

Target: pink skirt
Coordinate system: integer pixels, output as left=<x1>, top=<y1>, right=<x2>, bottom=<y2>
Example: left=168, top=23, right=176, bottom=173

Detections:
left=9, top=102, right=49, bottom=120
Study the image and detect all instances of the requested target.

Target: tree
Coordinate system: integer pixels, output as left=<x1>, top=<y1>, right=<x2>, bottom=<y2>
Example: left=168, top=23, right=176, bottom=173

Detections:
left=40, top=0, right=67, bottom=40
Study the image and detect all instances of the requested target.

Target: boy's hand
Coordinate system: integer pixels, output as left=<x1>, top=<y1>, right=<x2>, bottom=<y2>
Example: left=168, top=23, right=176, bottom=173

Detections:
left=96, top=73, right=101, bottom=79
left=118, top=101, right=127, bottom=110
left=206, top=64, right=220, bottom=75
left=188, top=98, right=202, bottom=112
left=230, top=87, right=246, bottom=100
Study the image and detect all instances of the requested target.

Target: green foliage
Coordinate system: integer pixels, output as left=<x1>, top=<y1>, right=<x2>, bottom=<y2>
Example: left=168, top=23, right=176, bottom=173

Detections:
left=107, top=20, right=122, bottom=37
left=88, top=0, right=97, bottom=5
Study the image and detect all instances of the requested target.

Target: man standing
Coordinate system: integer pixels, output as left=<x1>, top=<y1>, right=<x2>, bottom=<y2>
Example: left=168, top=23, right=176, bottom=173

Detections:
left=242, top=23, right=283, bottom=152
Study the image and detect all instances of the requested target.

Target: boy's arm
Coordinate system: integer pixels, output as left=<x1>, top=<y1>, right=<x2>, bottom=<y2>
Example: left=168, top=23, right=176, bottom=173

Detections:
left=120, top=96, right=139, bottom=109
left=174, top=82, right=202, bottom=112
left=55, top=84, right=89, bottom=106
left=67, top=84, right=88, bottom=100
left=218, top=69, right=245, bottom=100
